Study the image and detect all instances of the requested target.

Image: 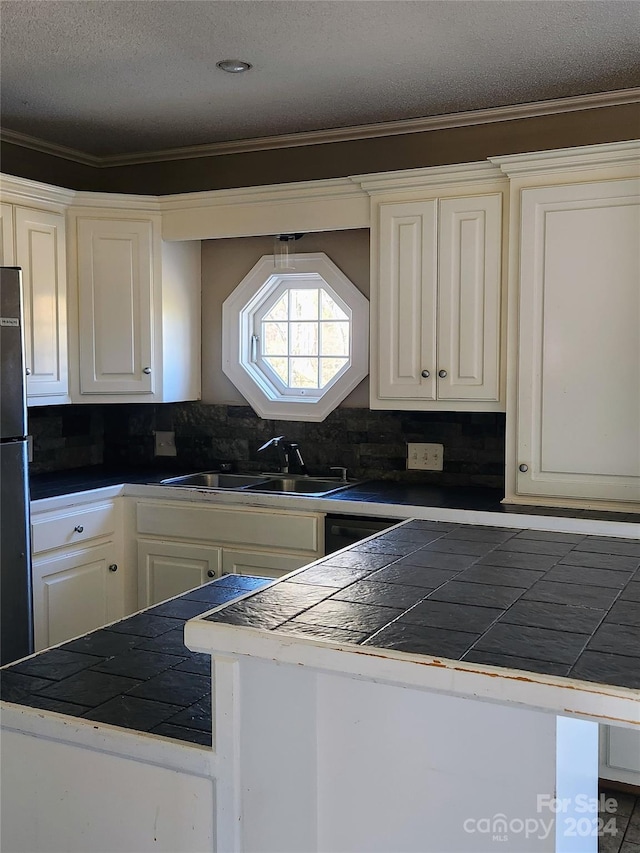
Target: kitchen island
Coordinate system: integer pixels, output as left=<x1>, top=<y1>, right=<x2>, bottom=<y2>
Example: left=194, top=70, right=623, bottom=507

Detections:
left=1, top=517, right=639, bottom=852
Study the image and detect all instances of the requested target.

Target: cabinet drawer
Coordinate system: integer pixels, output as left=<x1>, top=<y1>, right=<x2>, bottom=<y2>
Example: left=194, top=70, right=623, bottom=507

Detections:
left=137, top=501, right=321, bottom=554
left=32, top=502, right=116, bottom=554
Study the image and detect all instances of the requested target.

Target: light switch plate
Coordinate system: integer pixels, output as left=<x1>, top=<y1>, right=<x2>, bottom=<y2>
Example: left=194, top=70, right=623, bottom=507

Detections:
left=154, top=430, right=177, bottom=457
left=407, top=442, right=444, bottom=471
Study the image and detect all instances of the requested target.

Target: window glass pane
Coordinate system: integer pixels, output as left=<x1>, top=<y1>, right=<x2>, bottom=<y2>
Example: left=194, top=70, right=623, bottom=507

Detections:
left=262, top=322, right=288, bottom=355
left=264, top=294, right=288, bottom=321
left=320, top=321, right=349, bottom=356
left=290, top=289, right=318, bottom=320
left=321, top=290, right=348, bottom=320
left=290, top=357, right=319, bottom=388
left=290, top=322, right=318, bottom=356
left=264, top=356, right=288, bottom=385
left=320, top=358, right=348, bottom=387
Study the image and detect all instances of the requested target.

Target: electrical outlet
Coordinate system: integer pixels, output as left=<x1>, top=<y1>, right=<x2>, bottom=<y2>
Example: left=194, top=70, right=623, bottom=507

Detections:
left=407, top=442, right=444, bottom=471
left=154, top=430, right=177, bottom=457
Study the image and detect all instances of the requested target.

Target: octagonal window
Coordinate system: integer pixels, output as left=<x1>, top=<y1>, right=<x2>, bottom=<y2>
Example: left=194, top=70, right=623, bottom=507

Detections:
left=222, top=253, right=369, bottom=422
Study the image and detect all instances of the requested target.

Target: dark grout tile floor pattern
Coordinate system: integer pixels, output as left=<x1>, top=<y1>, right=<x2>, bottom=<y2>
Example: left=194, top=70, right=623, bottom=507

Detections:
left=599, top=788, right=640, bottom=853
left=207, top=520, right=640, bottom=688
left=0, top=574, right=272, bottom=747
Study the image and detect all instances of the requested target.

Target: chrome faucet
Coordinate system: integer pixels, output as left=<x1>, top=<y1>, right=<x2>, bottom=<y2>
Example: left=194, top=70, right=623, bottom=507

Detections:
left=258, top=436, right=308, bottom=475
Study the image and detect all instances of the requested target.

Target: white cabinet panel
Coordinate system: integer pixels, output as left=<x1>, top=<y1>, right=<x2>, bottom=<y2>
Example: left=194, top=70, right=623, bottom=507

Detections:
left=138, top=539, right=222, bottom=607
left=437, top=195, right=502, bottom=402
left=14, top=206, right=68, bottom=402
left=600, top=725, right=640, bottom=787
left=377, top=201, right=437, bottom=400
left=372, top=191, right=503, bottom=410
left=516, top=178, right=640, bottom=504
left=0, top=203, right=15, bottom=265
left=77, top=218, right=153, bottom=395
left=32, top=542, right=122, bottom=651
left=222, top=549, right=310, bottom=579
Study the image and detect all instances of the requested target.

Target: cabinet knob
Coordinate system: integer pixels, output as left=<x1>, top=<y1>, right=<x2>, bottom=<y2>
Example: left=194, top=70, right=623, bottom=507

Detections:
left=207, top=570, right=216, bottom=578
left=438, top=369, right=448, bottom=378
left=421, top=370, right=430, bottom=379
left=142, top=367, right=152, bottom=375
left=25, top=368, right=32, bottom=376
left=519, top=463, right=529, bottom=473
left=108, top=564, right=118, bottom=573
left=74, top=525, right=84, bottom=533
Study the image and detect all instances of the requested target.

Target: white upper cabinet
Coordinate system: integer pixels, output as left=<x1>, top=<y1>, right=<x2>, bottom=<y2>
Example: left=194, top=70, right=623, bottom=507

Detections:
left=76, top=217, right=154, bottom=395
left=367, top=168, right=505, bottom=412
left=0, top=203, right=15, bottom=265
left=515, top=178, right=640, bottom=505
left=494, top=141, right=640, bottom=509
left=70, top=209, right=201, bottom=403
left=14, top=206, right=68, bottom=404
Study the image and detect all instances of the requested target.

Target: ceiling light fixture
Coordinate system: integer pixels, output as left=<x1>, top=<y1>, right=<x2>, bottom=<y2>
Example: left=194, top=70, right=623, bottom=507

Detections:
left=216, top=59, right=252, bottom=74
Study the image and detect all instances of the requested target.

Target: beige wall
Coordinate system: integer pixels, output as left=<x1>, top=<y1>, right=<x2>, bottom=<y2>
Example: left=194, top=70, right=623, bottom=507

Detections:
left=201, top=229, right=370, bottom=408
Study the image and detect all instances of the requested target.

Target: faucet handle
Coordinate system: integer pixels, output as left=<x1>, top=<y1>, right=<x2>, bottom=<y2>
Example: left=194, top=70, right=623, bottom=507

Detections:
left=330, top=466, right=348, bottom=482
left=258, top=435, right=285, bottom=452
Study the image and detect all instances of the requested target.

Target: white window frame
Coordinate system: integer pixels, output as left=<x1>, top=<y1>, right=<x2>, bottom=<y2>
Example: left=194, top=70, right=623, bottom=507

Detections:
left=222, top=253, right=369, bottom=422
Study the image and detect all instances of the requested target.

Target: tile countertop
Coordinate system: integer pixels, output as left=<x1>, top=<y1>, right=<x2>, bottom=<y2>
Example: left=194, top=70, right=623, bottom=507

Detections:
left=0, top=575, right=272, bottom=748
left=203, top=519, right=640, bottom=691
left=29, top=464, right=640, bottom=525
left=2, top=519, right=639, bottom=748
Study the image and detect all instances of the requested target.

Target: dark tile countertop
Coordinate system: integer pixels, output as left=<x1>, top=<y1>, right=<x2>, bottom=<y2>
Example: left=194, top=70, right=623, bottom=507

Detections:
left=0, top=575, right=271, bottom=748
left=29, top=464, right=640, bottom=524
left=205, top=520, right=640, bottom=690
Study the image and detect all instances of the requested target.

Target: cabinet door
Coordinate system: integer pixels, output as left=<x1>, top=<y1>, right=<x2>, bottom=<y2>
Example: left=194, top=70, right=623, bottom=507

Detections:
left=15, top=207, right=68, bottom=401
left=77, top=218, right=154, bottom=395
left=222, top=549, right=310, bottom=579
left=0, top=203, right=15, bottom=265
left=32, top=542, right=122, bottom=651
left=376, top=200, right=438, bottom=400
left=516, top=179, right=640, bottom=503
left=600, top=725, right=640, bottom=786
left=138, top=540, right=222, bottom=607
left=437, top=195, right=502, bottom=402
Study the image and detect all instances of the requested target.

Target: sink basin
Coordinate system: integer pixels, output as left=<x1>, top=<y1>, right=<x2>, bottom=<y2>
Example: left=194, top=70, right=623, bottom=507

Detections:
left=160, top=472, right=271, bottom=489
left=244, top=476, right=356, bottom=496
left=158, top=471, right=359, bottom=497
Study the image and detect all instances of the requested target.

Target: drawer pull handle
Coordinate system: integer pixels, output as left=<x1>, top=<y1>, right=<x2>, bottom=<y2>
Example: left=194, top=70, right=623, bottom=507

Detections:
left=74, top=525, right=84, bottom=533
left=207, top=570, right=216, bottom=578
left=108, top=564, right=118, bottom=573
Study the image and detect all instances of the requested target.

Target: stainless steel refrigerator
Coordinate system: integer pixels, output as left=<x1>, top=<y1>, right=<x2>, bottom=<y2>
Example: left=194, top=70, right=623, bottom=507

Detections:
left=0, top=266, right=34, bottom=665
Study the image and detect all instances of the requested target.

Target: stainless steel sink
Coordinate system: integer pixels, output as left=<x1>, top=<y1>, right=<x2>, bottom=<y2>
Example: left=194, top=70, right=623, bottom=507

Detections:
left=158, top=471, right=359, bottom=496
left=244, top=476, right=355, bottom=496
left=160, top=472, right=271, bottom=488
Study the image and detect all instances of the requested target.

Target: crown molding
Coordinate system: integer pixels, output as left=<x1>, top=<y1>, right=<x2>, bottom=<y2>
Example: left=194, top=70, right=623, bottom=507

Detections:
left=2, top=88, right=639, bottom=169
left=491, top=139, right=640, bottom=177
left=0, top=129, right=101, bottom=167
left=353, top=161, right=506, bottom=194
left=71, top=190, right=161, bottom=214
left=161, top=176, right=365, bottom=212
left=0, top=172, right=76, bottom=207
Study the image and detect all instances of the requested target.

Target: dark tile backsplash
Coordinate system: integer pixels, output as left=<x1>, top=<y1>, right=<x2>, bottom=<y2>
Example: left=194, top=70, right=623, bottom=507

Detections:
left=28, top=402, right=505, bottom=488
left=28, top=405, right=104, bottom=474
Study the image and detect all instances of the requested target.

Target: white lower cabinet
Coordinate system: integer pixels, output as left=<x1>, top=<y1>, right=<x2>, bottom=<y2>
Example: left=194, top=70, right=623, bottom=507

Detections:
left=138, top=540, right=222, bottom=607
left=600, top=725, right=640, bottom=788
left=32, top=543, right=122, bottom=651
left=31, top=497, right=126, bottom=651
left=136, top=500, right=323, bottom=606
left=222, top=549, right=310, bottom=579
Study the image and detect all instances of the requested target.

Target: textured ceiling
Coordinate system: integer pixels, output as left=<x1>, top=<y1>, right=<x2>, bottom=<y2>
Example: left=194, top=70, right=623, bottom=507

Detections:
left=1, top=0, right=639, bottom=157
